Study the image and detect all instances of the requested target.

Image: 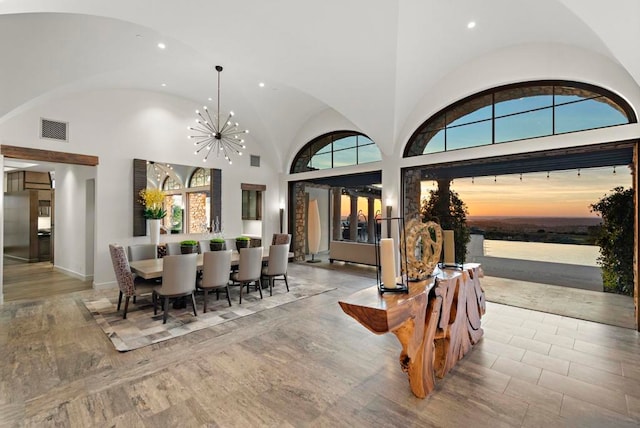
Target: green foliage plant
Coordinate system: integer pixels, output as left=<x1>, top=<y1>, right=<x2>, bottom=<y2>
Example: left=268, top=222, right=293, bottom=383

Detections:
left=180, top=240, right=198, bottom=246
left=210, top=237, right=225, bottom=243
left=590, top=186, right=633, bottom=295
left=138, top=188, right=167, bottom=219
left=420, top=186, right=471, bottom=263
left=236, top=236, right=251, bottom=241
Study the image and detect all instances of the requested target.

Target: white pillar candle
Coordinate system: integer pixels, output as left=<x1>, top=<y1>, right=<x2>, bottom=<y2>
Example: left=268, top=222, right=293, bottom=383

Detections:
left=380, top=238, right=397, bottom=288
left=443, top=229, right=455, bottom=266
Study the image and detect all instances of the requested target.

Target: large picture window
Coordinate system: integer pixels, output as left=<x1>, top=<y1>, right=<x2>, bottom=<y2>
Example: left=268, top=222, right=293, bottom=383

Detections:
left=291, top=131, right=381, bottom=173
left=404, top=81, right=636, bottom=157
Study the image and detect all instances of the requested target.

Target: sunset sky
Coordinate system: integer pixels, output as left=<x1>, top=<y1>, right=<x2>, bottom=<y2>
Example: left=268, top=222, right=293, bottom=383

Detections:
left=421, top=165, right=632, bottom=218
left=340, top=165, right=632, bottom=219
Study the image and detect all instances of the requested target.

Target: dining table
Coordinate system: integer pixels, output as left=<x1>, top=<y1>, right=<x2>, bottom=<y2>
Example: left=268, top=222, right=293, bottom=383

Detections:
left=129, top=248, right=292, bottom=280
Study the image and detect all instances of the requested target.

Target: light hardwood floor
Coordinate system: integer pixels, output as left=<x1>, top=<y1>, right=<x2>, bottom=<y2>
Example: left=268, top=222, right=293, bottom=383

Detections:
left=3, top=258, right=92, bottom=302
left=1, top=262, right=639, bottom=427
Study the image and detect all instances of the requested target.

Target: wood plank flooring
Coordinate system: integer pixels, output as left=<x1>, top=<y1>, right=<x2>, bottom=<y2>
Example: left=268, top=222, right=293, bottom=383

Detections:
left=3, top=258, right=92, bottom=302
left=1, top=262, right=640, bottom=427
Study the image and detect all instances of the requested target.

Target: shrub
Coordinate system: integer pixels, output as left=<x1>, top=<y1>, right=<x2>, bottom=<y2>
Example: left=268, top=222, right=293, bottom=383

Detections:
left=590, top=186, right=633, bottom=295
left=180, top=240, right=198, bottom=246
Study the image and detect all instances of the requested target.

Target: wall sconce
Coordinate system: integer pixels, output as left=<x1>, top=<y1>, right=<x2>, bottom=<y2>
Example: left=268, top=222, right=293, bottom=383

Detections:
left=385, top=198, right=393, bottom=238
left=279, top=201, right=285, bottom=233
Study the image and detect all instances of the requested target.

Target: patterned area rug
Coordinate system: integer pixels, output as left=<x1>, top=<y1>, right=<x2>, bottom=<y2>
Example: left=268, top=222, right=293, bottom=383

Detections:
left=83, top=276, right=335, bottom=352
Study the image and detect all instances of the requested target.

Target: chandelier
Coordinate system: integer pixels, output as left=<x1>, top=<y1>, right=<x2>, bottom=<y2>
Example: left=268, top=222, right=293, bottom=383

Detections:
left=188, top=65, right=249, bottom=164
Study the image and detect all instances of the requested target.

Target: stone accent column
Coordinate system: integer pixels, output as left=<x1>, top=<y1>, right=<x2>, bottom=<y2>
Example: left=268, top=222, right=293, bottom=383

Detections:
left=403, top=168, right=422, bottom=222
left=332, top=187, right=342, bottom=241
left=293, top=183, right=306, bottom=261
left=349, top=195, right=358, bottom=241
left=367, top=197, right=376, bottom=243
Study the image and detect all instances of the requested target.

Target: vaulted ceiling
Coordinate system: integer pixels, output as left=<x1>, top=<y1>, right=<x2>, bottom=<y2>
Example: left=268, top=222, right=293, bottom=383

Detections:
left=1, top=1, right=638, bottom=165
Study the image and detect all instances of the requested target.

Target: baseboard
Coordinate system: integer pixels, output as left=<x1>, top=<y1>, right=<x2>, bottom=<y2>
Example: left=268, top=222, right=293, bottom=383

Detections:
left=53, top=265, right=94, bottom=282
left=93, top=280, right=118, bottom=290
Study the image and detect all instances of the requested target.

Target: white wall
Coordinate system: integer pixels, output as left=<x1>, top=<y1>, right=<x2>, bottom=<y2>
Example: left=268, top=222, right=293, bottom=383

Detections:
left=0, top=88, right=281, bottom=288
left=52, top=163, right=96, bottom=279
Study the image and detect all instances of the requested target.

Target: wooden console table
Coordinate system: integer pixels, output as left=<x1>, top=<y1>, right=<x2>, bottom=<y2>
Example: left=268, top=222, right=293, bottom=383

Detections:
left=338, top=263, right=485, bottom=398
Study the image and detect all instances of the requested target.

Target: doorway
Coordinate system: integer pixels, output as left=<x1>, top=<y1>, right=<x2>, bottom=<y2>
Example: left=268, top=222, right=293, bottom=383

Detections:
left=1, top=146, right=98, bottom=302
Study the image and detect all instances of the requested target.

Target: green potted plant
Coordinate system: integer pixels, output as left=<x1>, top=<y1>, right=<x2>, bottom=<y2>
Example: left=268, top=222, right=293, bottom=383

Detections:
left=210, top=237, right=226, bottom=251
left=180, top=240, right=198, bottom=254
left=235, top=236, right=251, bottom=249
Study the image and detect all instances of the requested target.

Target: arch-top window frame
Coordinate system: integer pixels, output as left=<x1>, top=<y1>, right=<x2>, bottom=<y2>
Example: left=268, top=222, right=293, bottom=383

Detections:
left=188, top=167, right=210, bottom=188
left=290, top=130, right=381, bottom=174
left=404, top=80, right=637, bottom=158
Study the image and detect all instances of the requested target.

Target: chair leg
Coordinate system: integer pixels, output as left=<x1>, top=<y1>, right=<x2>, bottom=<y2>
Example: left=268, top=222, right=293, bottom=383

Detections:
left=191, top=293, right=197, bottom=317
left=284, top=273, right=289, bottom=292
left=269, top=276, right=273, bottom=296
left=163, top=296, right=169, bottom=324
left=203, top=289, right=209, bottom=313
left=123, top=296, right=130, bottom=319
left=239, top=282, right=243, bottom=304
left=153, top=291, right=157, bottom=315
left=225, top=285, right=232, bottom=306
left=117, top=290, right=123, bottom=311
left=257, top=279, right=263, bottom=299
left=133, top=295, right=137, bottom=304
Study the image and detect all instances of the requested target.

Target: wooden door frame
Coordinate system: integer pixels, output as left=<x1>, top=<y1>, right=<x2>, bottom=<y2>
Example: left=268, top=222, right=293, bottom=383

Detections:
left=1, top=145, right=99, bottom=166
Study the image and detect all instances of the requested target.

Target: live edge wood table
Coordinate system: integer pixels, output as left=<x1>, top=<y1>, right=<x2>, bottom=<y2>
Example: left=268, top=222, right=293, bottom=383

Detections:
left=338, top=263, right=486, bottom=398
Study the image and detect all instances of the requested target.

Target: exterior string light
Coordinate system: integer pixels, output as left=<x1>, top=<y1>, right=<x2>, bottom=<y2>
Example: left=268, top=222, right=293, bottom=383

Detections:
left=188, top=65, right=249, bottom=165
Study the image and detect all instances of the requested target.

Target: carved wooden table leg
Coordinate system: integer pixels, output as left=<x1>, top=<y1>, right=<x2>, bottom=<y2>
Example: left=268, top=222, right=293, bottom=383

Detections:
left=393, top=293, right=441, bottom=398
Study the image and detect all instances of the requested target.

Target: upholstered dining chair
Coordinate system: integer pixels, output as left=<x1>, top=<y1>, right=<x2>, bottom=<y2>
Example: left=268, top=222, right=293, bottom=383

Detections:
left=165, top=242, right=182, bottom=256
left=262, top=244, right=290, bottom=296
left=109, top=244, right=155, bottom=319
left=152, top=253, right=198, bottom=324
left=230, top=246, right=263, bottom=304
left=198, top=250, right=232, bottom=312
left=198, top=240, right=212, bottom=254
left=271, top=233, right=291, bottom=246
left=127, top=244, right=157, bottom=261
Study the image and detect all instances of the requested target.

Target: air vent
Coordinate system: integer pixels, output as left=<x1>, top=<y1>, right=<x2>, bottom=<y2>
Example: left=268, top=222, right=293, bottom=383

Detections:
left=40, top=118, right=68, bottom=142
left=250, top=155, right=260, bottom=167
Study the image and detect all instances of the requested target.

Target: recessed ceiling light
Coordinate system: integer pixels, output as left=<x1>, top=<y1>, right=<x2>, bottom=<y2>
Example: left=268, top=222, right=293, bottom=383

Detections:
left=157, top=42, right=166, bottom=49
left=467, top=21, right=476, bottom=29
left=258, top=82, right=265, bottom=88
left=161, top=83, right=167, bottom=87
left=208, top=97, right=212, bottom=101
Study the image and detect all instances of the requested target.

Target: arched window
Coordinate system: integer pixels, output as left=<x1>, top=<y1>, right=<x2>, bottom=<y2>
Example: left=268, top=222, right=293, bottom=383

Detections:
left=189, top=168, right=210, bottom=187
left=162, top=176, right=182, bottom=191
left=291, top=131, right=381, bottom=173
left=404, top=81, right=636, bottom=157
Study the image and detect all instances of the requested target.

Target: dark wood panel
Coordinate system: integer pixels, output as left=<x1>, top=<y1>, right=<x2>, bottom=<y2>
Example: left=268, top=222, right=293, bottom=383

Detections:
left=211, top=168, right=222, bottom=227
left=1, top=145, right=99, bottom=166
left=241, top=183, right=266, bottom=191
left=133, top=159, right=147, bottom=237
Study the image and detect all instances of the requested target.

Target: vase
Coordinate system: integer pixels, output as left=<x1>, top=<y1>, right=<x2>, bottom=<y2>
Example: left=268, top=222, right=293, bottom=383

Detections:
left=210, top=241, right=226, bottom=251
left=148, top=219, right=161, bottom=245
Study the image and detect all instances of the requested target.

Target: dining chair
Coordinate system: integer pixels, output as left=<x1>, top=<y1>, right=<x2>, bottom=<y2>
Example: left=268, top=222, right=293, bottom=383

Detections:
left=271, top=233, right=291, bottom=246
left=230, top=247, right=263, bottom=304
left=165, top=242, right=182, bottom=255
left=152, top=253, right=198, bottom=324
left=127, top=244, right=158, bottom=261
left=199, top=240, right=212, bottom=254
left=198, top=250, right=232, bottom=312
left=262, top=244, right=290, bottom=296
left=109, top=244, right=155, bottom=319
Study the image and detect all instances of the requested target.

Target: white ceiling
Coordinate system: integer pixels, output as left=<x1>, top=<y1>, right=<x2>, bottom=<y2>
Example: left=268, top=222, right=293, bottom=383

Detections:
left=0, top=0, right=638, bottom=161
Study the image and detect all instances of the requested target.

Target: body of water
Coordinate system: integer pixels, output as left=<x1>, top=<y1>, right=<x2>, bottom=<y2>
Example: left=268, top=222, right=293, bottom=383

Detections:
left=482, top=239, right=599, bottom=267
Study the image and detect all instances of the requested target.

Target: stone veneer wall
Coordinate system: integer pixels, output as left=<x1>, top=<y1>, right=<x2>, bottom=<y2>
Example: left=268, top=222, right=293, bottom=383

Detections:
left=188, top=192, right=208, bottom=233
left=403, top=168, right=422, bottom=222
